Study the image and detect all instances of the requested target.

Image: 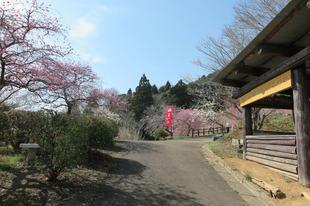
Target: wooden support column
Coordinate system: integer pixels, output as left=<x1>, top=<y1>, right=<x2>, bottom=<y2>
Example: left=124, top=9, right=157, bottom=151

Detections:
left=292, top=67, right=310, bottom=187
left=243, top=106, right=253, bottom=159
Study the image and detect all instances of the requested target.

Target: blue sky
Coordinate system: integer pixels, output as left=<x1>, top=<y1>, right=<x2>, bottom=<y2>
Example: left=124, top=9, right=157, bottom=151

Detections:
left=48, top=0, right=238, bottom=93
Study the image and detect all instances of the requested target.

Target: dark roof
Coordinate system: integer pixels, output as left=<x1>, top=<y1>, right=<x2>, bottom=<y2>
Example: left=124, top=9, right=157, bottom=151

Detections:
left=213, top=0, right=310, bottom=96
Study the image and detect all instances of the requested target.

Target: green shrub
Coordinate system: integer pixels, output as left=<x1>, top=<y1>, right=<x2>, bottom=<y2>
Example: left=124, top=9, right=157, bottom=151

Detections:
left=0, top=108, right=119, bottom=181
left=151, top=128, right=170, bottom=140
left=0, top=109, right=45, bottom=152
left=87, top=116, right=118, bottom=148
left=37, top=113, right=89, bottom=181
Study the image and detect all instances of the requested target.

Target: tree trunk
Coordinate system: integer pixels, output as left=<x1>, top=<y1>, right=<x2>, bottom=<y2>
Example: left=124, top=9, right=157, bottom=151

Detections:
left=67, top=104, right=72, bottom=115
left=0, top=59, right=5, bottom=90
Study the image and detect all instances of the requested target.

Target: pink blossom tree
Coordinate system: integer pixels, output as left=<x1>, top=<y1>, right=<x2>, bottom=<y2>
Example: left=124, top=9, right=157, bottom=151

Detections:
left=0, top=0, right=69, bottom=104
left=85, top=88, right=128, bottom=123
left=89, top=88, right=128, bottom=113
left=174, top=109, right=205, bottom=136
left=34, top=61, right=97, bottom=114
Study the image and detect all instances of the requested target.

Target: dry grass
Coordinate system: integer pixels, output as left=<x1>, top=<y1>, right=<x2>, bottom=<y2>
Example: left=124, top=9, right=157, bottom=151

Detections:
left=118, top=126, right=140, bottom=140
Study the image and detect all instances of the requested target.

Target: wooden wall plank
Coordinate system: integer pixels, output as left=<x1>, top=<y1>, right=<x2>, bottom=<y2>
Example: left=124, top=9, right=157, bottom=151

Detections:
left=247, top=139, right=296, bottom=145
left=247, top=144, right=296, bottom=154
left=246, top=135, right=296, bottom=140
left=247, top=152, right=298, bottom=166
left=247, top=148, right=297, bottom=160
left=246, top=156, right=297, bottom=174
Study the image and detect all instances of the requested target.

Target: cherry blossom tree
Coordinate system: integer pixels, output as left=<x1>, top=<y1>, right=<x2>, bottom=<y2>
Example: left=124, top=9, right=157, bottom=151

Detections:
left=174, top=109, right=205, bottom=136
left=85, top=88, right=128, bottom=122
left=34, top=61, right=97, bottom=114
left=88, top=88, right=128, bottom=113
left=0, top=0, right=70, bottom=104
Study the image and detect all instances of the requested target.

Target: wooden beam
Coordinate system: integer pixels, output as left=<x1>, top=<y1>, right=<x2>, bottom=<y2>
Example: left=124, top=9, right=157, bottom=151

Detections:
left=256, top=43, right=302, bottom=57
left=292, top=67, right=310, bottom=187
left=240, top=70, right=292, bottom=107
left=243, top=106, right=253, bottom=159
left=233, top=45, right=310, bottom=98
left=252, top=95, right=293, bottom=109
left=220, top=79, right=246, bottom=87
left=234, top=65, right=270, bottom=77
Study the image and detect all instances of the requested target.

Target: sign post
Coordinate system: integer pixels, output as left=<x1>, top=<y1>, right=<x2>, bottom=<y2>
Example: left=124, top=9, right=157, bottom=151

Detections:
left=164, top=106, right=174, bottom=137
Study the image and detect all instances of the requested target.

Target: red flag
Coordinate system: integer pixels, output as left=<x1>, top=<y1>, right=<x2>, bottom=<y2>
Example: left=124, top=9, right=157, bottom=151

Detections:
left=164, top=106, right=173, bottom=127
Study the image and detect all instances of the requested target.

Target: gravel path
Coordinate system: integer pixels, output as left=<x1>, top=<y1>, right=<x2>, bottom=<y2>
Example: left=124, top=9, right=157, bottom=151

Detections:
left=93, top=139, right=247, bottom=206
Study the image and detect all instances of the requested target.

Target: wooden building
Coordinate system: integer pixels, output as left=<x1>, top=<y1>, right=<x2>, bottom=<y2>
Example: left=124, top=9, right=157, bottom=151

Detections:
left=213, top=0, right=310, bottom=186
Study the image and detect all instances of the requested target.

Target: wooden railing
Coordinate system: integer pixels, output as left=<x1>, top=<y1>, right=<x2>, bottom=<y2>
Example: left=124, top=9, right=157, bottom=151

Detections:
left=245, top=135, right=298, bottom=180
left=191, top=127, right=230, bottom=137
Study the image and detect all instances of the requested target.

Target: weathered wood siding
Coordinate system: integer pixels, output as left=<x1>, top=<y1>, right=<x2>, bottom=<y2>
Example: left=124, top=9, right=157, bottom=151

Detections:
left=245, top=135, right=298, bottom=178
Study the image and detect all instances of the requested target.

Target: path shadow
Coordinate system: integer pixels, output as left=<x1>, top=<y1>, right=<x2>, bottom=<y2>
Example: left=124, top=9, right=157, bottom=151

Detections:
left=0, top=141, right=204, bottom=206
left=0, top=162, right=203, bottom=206
left=117, top=140, right=159, bottom=154
left=97, top=141, right=159, bottom=155
left=87, top=150, right=146, bottom=176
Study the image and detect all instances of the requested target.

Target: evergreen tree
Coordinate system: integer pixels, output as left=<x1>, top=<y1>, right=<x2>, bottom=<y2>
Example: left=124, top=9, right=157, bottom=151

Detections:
left=159, top=81, right=171, bottom=93
left=164, top=81, right=171, bottom=91
left=152, top=84, right=158, bottom=95
left=167, top=80, right=193, bottom=108
left=126, top=88, right=133, bottom=106
left=127, top=88, right=133, bottom=96
left=131, top=74, right=154, bottom=120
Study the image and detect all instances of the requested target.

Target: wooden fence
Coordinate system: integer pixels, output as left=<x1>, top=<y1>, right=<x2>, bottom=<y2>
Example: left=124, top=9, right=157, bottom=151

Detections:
left=191, top=127, right=230, bottom=137
left=245, top=135, right=298, bottom=180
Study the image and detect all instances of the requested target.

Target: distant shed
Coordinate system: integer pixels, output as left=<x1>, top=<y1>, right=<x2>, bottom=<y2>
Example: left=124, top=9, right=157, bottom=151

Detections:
left=213, top=0, right=310, bottom=186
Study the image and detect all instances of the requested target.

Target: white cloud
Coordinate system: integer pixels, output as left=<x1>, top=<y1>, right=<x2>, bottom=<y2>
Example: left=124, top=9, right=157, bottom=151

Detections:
left=70, top=17, right=96, bottom=39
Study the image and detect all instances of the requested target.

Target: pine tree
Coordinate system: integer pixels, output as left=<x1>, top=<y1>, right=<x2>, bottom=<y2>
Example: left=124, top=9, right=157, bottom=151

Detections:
left=168, top=80, right=193, bottom=108
left=159, top=81, right=171, bottom=93
left=131, top=74, right=154, bottom=120
left=127, top=88, right=133, bottom=96
left=126, top=88, right=133, bottom=106
left=152, top=84, right=158, bottom=95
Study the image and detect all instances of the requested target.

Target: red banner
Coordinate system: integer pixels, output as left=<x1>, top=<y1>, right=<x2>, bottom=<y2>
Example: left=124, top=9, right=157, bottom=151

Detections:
left=164, top=106, right=173, bottom=127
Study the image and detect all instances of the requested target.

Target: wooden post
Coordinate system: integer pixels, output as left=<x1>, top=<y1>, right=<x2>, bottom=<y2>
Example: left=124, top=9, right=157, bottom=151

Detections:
left=243, top=106, right=253, bottom=159
left=292, top=67, right=310, bottom=187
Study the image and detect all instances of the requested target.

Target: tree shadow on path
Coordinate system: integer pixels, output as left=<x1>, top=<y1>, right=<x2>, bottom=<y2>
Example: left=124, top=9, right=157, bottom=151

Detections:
left=0, top=141, right=204, bottom=206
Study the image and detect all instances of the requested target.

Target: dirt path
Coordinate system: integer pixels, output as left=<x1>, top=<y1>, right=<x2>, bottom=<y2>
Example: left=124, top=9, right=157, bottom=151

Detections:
left=92, top=139, right=248, bottom=206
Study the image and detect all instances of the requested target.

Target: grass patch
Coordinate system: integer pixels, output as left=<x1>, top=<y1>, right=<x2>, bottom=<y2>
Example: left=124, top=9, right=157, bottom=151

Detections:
left=207, top=134, right=239, bottom=159
left=0, top=145, right=15, bottom=155
left=244, top=171, right=252, bottom=182
left=208, top=140, right=220, bottom=151
left=0, top=146, right=23, bottom=171
left=0, top=154, right=23, bottom=168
